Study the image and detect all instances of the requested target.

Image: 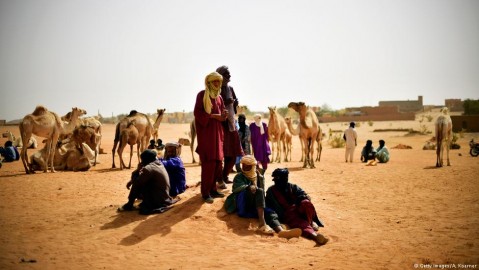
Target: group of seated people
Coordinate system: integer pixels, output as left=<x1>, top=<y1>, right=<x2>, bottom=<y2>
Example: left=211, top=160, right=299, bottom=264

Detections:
left=117, top=147, right=329, bottom=246
left=360, top=139, right=390, bottom=164
left=117, top=142, right=187, bottom=215
left=0, top=140, right=20, bottom=168
left=224, top=155, right=329, bottom=246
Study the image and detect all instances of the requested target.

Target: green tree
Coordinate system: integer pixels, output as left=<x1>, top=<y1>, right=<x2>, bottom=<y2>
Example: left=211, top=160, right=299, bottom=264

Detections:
left=463, top=99, right=479, bottom=115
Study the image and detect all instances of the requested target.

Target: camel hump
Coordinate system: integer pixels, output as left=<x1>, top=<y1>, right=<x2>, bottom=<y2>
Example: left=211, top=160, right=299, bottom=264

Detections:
left=32, top=105, right=49, bottom=116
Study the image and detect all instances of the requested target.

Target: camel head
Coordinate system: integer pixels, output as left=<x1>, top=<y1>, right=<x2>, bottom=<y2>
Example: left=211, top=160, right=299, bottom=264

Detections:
left=71, top=107, right=87, bottom=119
left=268, top=106, right=277, bottom=114
left=288, top=102, right=306, bottom=113
left=285, top=117, right=291, bottom=125
left=440, top=107, right=450, bottom=115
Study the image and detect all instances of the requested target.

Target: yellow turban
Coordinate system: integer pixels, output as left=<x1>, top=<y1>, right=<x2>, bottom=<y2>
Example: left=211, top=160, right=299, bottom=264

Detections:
left=240, top=155, right=258, bottom=181
left=203, top=72, right=223, bottom=114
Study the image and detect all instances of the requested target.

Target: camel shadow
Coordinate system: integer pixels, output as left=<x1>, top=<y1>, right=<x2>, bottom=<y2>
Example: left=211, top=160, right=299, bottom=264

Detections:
left=284, top=166, right=305, bottom=172
left=93, top=167, right=133, bottom=174
left=423, top=165, right=442, bottom=170
left=115, top=194, right=203, bottom=246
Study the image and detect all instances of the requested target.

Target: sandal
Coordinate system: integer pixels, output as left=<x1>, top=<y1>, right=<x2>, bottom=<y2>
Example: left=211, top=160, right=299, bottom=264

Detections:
left=257, top=225, right=274, bottom=235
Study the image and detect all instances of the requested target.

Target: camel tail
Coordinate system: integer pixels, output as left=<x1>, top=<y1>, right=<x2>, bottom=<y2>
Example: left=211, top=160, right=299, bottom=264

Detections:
left=114, top=122, right=121, bottom=143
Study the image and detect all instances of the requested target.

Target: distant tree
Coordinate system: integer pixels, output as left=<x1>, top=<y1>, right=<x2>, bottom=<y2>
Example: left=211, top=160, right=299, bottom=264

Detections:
left=276, top=107, right=289, bottom=117
left=463, top=99, right=479, bottom=115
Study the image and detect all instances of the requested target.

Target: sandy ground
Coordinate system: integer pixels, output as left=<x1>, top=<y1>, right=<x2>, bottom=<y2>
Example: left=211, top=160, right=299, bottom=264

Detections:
left=0, top=114, right=478, bottom=270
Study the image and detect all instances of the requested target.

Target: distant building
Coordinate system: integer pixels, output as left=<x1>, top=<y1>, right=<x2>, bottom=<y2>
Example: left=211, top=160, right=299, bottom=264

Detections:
left=445, top=99, right=464, bottom=112
left=378, top=95, right=423, bottom=112
left=318, top=105, right=415, bottom=123
left=0, top=120, right=5, bottom=126
left=451, top=115, right=479, bottom=132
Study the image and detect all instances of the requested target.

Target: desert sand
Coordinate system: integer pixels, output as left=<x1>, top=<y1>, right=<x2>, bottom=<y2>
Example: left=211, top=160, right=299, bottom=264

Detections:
left=0, top=114, right=478, bottom=270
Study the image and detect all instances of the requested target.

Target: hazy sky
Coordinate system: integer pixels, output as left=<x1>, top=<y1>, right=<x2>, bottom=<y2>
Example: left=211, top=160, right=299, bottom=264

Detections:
left=1, top=0, right=478, bottom=121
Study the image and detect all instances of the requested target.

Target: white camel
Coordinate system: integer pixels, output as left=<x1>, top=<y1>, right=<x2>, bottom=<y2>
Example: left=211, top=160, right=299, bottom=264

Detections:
left=19, top=106, right=86, bottom=173
left=435, top=107, right=452, bottom=167
left=268, top=106, right=288, bottom=163
left=152, top=108, right=166, bottom=142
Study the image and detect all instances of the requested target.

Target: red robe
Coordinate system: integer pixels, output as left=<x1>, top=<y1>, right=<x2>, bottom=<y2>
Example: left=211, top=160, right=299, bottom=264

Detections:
left=194, top=90, right=225, bottom=162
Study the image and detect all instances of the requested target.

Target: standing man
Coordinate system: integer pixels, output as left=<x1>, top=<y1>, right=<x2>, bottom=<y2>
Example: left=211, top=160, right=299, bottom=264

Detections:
left=249, top=114, right=271, bottom=173
left=194, top=71, right=228, bottom=203
left=343, top=121, right=358, bottom=163
left=216, top=65, right=244, bottom=188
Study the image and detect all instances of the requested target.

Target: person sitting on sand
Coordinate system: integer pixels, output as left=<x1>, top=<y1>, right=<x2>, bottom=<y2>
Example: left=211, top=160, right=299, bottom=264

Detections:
left=224, top=155, right=302, bottom=239
left=118, top=149, right=179, bottom=215
left=360, top=140, right=377, bottom=163
left=0, top=141, right=20, bottom=162
left=160, top=142, right=187, bottom=197
left=156, top=139, right=165, bottom=151
left=265, top=168, right=329, bottom=246
left=375, top=139, right=390, bottom=163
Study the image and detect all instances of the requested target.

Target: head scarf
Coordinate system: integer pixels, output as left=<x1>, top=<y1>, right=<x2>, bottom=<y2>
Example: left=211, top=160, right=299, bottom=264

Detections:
left=272, top=168, right=289, bottom=188
left=253, top=114, right=265, bottom=135
left=203, top=72, right=223, bottom=114
left=240, top=155, right=258, bottom=182
left=140, top=149, right=158, bottom=166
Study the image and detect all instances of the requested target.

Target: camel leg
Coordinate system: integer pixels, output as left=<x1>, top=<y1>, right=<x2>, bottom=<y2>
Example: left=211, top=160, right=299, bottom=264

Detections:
left=301, top=138, right=308, bottom=168
left=118, top=142, right=125, bottom=170
left=128, top=144, right=134, bottom=169
left=436, top=142, right=442, bottom=167
left=310, top=139, right=316, bottom=169
left=112, top=139, right=119, bottom=168
left=446, top=138, right=451, bottom=166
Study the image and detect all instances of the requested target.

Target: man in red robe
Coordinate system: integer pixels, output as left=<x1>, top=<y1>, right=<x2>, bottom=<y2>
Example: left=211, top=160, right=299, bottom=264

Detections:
left=216, top=65, right=244, bottom=188
left=194, top=72, right=228, bottom=203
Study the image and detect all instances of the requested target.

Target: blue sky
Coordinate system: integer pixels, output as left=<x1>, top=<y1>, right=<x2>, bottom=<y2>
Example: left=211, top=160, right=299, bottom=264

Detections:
left=1, top=0, right=478, bottom=121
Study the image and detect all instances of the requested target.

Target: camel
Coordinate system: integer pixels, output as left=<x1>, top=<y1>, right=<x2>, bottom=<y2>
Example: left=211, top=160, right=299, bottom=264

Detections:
left=287, top=102, right=320, bottom=168
left=435, top=107, right=453, bottom=167
left=29, top=141, right=93, bottom=172
left=117, top=120, right=140, bottom=170
left=19, top=106, right=86, bottom=174
left=189, top=120, right=198, bottom=163
left=61, top=113, right=103, bottom=166
left=285, top=116, right=304, bottom=162
left=268, top=106, right=288, bottom=163
left=152, top=108, right=166, bottom=142
left=112, top=110, right=153, bottom=168
left=71, top=125, right=102, bottom=165
left=285, top=115, right=323, bottom=163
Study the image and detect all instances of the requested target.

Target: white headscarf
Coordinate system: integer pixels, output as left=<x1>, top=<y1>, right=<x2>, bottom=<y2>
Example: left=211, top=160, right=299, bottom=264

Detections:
left=203, top=72, right=223, bottom=114
left=253, top=114, right=265, bottom=135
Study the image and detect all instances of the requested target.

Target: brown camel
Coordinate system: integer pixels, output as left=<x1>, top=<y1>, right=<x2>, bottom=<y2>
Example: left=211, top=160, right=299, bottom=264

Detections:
left=285, top=116, right=322, bottom=162
left=61, top=113, right=103, bottom=166
left=29, top=141, right=93, bottom=172
left=117, top=120, right=140, bottom=170
left=152, top=108, right=166, bottom=142
left=268, top=106, right=288, bottom=163
left=112, top=110, right=153, bottom=168
left=285, top=116, right=304, bottom=162
left=287, top=102, right=320, bottom=168
left=72, top=125, right=102, bottom=165
left=19, top=106, right=86, bottom=174
left=189, top=120, right=198, bottom=163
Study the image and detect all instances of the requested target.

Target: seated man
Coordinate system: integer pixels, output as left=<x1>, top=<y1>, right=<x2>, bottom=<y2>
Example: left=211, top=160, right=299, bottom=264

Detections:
left=360, top=140, right=377, bottom=163
left=160, top=142, right=187, bottom=197
left=0, top=141, right=20, bottom=162
left=148, top=139, right=157, bottom=150
left=118, top=149, right=179, bottom=215
left=224, top=155, right=302, bottom=239
left=266, top=168, right=329, bottom=246
left=376, top=139, right=390, bottom=163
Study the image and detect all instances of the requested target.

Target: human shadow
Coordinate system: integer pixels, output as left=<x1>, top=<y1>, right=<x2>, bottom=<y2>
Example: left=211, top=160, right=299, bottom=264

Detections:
left=216, top=206, right=261, bottom=237
left=117, top=194, right=203, bottom=246
left=100, top=211, right=148, bottom=230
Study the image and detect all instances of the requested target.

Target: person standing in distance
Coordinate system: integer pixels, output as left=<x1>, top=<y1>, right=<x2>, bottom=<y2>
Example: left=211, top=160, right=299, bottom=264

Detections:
left=343, top=121, right=357, bottom=163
